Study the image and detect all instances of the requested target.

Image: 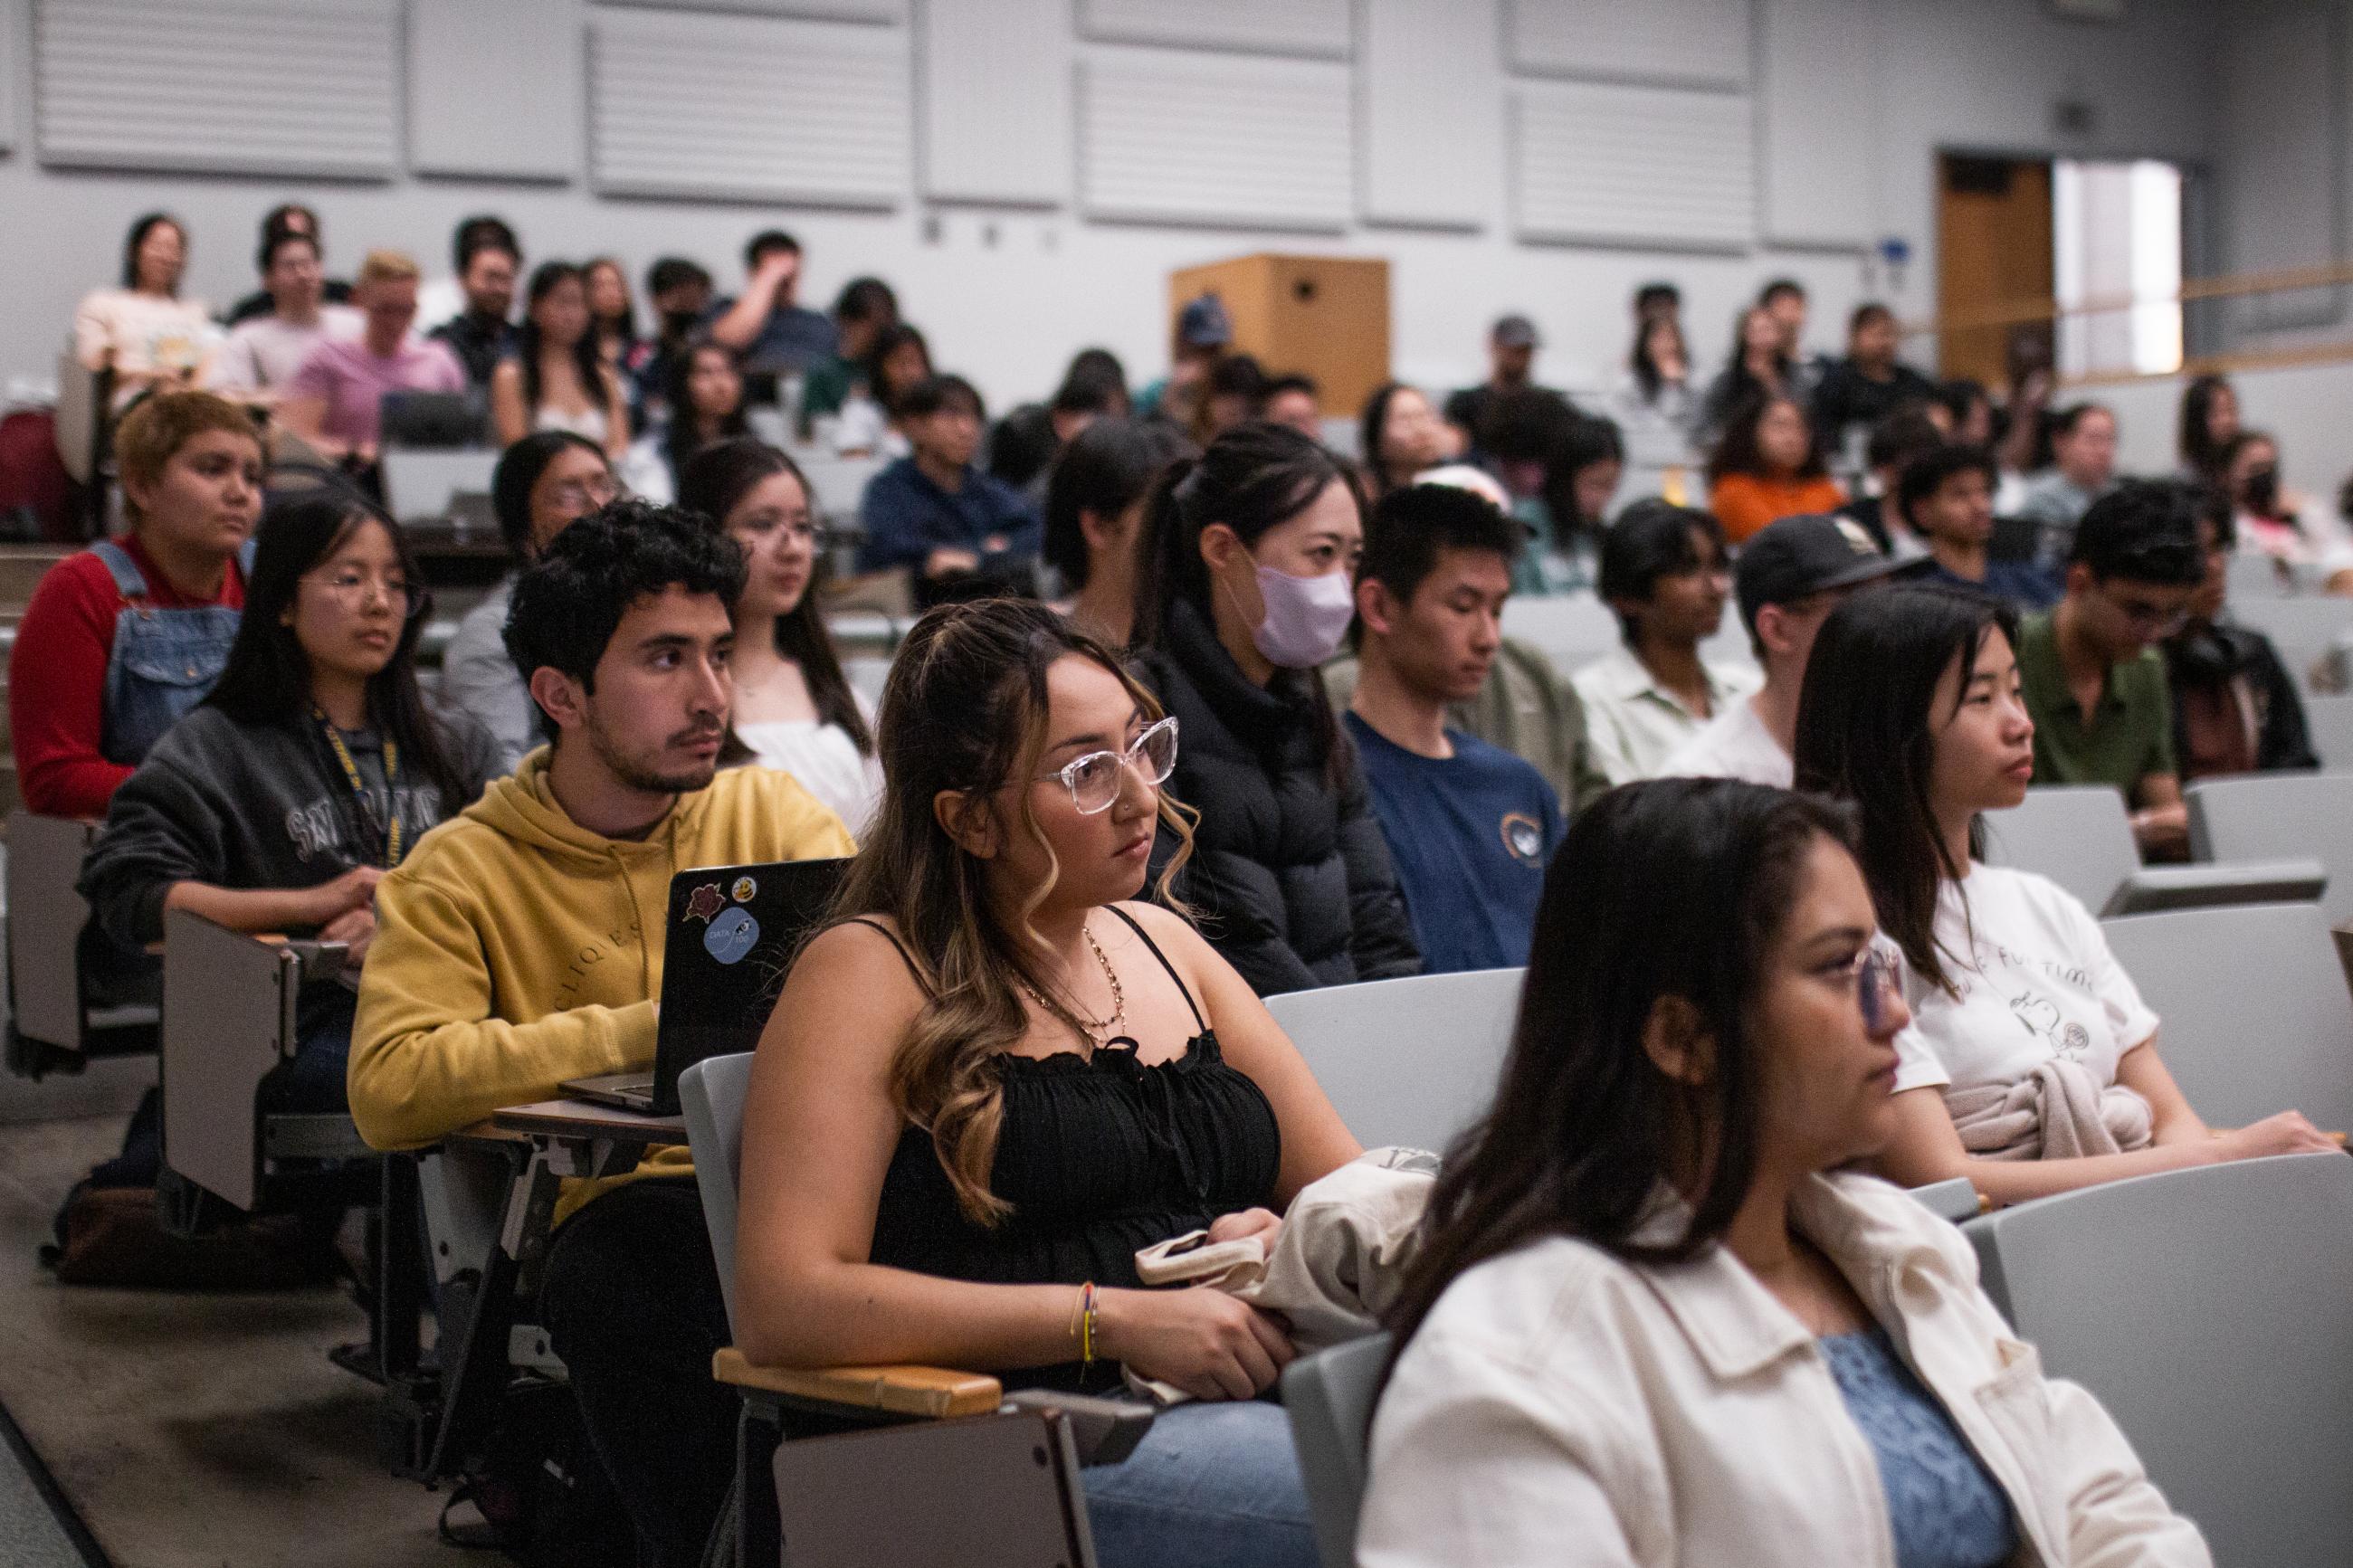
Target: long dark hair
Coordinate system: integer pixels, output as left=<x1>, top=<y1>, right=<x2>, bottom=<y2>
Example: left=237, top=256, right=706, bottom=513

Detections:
left=1791, top=585, right=2017, bottom=994
left=1707, top=390, right=1827, bottom=486
left=121, top=213, right=185, bottom=294
left=516, top=262, right=607, bottom=423
left=834, top=597, right=1193, bottom=1223
left=677, top=439, right=872, bottom=756
left=584, top=256, right=638, bottom=346
left=205, top=493, right=473, bottom=816
left=2177, top=374, right=2235, bottom=484
left=1385, top=780, right=1859, bottom=1363
left=1357, top=382, right=1418, bottom=495
left=660, top=339, right=751, bottom=497
left=863, top=323, right=933, bottom=415
left=1629, top=316, right=1686, bottom=402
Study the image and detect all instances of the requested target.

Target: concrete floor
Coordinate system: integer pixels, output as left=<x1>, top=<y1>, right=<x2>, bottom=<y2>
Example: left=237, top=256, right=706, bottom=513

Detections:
left=0, top=1111, right=502, bottom=1568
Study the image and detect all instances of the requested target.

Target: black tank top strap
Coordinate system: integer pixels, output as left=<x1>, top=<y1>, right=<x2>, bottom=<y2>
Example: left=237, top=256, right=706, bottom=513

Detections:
left=846, top=917, right=932, bottom=997
left=1104, top=905, right=1207, bottom=1034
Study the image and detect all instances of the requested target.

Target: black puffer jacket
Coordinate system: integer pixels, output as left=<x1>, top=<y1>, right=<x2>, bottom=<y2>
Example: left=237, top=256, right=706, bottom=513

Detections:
left=1131, top=600, right=1421, bottom=997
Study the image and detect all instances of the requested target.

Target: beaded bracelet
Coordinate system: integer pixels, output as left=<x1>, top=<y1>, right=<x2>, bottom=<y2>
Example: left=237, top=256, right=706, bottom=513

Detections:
left=1070, top=1281, right=1099, bottom=1368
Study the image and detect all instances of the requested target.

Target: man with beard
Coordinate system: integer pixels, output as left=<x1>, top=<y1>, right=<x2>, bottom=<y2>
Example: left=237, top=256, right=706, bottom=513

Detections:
left=349, top=499, right=853, bottom=1567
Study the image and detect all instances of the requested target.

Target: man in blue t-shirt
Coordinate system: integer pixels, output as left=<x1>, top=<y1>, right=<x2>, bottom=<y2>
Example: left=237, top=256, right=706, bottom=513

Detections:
left=1343, top=483, right=1565, bottom=974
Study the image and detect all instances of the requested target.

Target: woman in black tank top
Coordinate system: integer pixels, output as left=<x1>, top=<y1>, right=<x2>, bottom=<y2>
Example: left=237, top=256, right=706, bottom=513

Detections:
left=735, top=599, right=1360, bottom=1568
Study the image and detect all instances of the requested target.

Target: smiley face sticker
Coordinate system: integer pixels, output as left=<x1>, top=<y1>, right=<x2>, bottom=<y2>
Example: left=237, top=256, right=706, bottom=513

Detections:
left=704, top=906, right=760, bottom=965
left=731, top=875, right=758, bottom=904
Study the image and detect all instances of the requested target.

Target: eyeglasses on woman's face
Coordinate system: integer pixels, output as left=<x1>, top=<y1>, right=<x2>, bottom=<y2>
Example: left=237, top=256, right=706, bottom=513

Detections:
left=1037, top=716, right=1178, bottom=815
left=307, top=566, right=424, bottom=620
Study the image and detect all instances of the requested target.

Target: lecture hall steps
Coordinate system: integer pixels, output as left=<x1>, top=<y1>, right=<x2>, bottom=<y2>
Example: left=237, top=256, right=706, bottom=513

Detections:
left=0, top=546, right=82, bottom=827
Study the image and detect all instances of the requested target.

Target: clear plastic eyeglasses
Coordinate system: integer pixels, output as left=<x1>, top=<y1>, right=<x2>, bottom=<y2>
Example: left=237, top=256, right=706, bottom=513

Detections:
left=1857, top=947, right=1900, bottom=1034
left=1040, top=717, right=1179, bottom=814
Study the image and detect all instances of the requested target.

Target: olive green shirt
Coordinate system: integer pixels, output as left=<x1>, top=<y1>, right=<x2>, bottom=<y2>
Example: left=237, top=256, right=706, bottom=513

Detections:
left=2015, top=610, right=2177, bottom=798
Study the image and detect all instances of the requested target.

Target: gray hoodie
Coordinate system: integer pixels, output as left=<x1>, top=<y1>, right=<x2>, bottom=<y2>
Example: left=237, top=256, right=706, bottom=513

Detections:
left=80, top=703, right=503, bottom=951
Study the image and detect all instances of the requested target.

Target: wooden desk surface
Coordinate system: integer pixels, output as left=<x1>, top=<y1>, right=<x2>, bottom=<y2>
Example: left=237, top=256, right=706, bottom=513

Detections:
left=491, top=1098, right=687, bottom=1143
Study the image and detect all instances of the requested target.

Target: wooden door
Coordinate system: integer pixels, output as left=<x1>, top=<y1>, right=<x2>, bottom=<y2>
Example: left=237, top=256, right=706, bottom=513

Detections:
left=1938, top=154, right=2053, bottom=388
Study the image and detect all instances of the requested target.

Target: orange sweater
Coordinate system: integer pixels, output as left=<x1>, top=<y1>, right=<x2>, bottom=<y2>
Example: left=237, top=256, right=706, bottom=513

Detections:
left=1709, top=472, right=1848, bottom=544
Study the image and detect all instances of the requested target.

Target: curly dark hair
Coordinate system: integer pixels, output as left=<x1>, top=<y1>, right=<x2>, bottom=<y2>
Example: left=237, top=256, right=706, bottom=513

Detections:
left=504, top=498, right=748, bottom=741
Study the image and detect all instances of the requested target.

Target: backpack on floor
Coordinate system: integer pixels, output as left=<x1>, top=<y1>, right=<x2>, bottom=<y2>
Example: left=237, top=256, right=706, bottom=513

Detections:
left=440, top=1377, right=638, bottom=1568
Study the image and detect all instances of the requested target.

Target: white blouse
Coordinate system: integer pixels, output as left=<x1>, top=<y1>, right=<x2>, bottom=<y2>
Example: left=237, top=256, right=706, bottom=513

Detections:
left=735, top=717, right=881, bottom=837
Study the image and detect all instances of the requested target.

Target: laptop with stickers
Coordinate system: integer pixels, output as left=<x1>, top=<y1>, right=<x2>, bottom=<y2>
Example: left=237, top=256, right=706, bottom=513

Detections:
left=561, top=857, right=850, bottom=1117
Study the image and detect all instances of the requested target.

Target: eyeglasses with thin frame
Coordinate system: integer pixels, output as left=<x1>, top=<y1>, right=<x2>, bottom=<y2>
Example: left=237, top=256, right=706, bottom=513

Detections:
left=308, top=568, right=424, bottom=621
left=549, top=475, right=620, bottom=512
left=1853, top=946, right=1900, bottom=1035
left=1038, top=717, right=1179, bottom=815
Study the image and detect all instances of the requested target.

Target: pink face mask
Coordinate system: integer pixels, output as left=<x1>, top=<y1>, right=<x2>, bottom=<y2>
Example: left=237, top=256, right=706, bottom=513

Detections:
left=1248, top=562, right=1356, bottom=670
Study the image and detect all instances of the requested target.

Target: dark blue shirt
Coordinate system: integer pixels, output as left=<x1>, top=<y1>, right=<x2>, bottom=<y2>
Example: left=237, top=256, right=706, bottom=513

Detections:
left=1914, top=557, right=2062, bottom=613
left=1342, top=712, right=1563, bottom=974
left=703, top=299, right=838, bottom=373
left=856, top=457, right=1044, bottom=576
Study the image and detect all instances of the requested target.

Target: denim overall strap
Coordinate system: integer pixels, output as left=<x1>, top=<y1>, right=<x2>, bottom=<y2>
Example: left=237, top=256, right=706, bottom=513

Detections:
left=95, top=540, right=246, bottom=767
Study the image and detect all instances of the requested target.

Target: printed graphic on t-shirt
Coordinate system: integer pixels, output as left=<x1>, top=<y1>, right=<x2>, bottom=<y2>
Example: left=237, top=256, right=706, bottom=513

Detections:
left=283, top=784, right=445, bottom=861
left=1499, top=812, right=1546, bottom=866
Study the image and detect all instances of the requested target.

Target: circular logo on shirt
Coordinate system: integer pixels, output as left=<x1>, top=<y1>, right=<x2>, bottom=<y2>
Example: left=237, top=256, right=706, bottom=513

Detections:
left=704, top=907, right=760, bottom=965
left=1499, top=812, right=1546, bottom=866
left=2060, top=1021, right=2091, bottom=1058
left=731, top=875, right=758, bottom=904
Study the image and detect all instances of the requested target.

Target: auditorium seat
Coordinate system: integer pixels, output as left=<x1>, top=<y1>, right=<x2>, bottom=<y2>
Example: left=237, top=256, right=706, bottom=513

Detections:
left=1282, top=1331, right=1392, bottom=1568
left=1964, top=1154, right=2353, bottom=1568
left=1262, top=968, right=1522, bottom=1153
left=2187, top=772, right=2353, bottom=925
left=2099, top=900, right=2353, bottom=1133
left=1984, top=784, right=2323, bottom=917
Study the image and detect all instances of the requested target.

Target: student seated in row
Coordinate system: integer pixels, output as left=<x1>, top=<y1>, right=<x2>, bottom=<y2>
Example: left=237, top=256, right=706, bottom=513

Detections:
left=2015, top=480, right=2201, bottom=858
left=13, top=391, right=262, bottom=820
left=1362, top=778, right=2211, bottom=1567
left=1128, top=422, right=1421, bottom=995
left=439, top=432, right=619, bottom=774
left=348, top=501, right=853, bottom=1568
left=1341, top=483, right=1564, bottom=974
left=1898, top=442, right=2061, bottom=611
left=855, top=374, right=1043, bottom=608
left=735, top=596, right=1363, bottom=1568
left=2163, top=486, right=2318, bottom=779
left=1663, top=511, right=1900, bottom=788
left=1793, top=585, right=2335, bottom=1204
left=1573, top=500, right=1758, bottom=787
left=678, top=438, right=884, bottom=833
left=76, top=492, right=500, bottom=1185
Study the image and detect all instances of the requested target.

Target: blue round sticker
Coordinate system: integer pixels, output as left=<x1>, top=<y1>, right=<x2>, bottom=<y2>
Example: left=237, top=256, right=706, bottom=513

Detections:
left=704, top=906, right=760, bottom=965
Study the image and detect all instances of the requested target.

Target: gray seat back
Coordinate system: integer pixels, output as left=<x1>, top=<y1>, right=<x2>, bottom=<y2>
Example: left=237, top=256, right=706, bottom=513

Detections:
left=680, top=1050, right=757, bottom=1334
left=2303, top=693, right=2353, bottom=771
left=1979, top=785, right=2139, bottom=914
left=1281, top=1332, right=1393, bottom=1568
left=1964, top=1154, right=2353, bottom=1568
left=2188, top=772, right=2353, bottom=925
left=5, top=812, right=99, bottom=1050
left=1263, top=968, right=1523, bottom=1155
left=158, top=908, right=300, bottom=1211
left=2100, top=901, right=2353, bottom=1132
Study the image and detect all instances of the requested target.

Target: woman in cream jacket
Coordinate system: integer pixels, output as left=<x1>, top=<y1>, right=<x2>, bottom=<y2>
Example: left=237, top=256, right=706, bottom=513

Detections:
left=1361, top=779, right=2207, bottom=1568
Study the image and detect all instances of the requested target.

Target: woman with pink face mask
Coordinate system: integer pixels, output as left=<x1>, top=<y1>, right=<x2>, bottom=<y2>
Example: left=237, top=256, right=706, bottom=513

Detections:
left=1128, top=423, right=1423, bottom=995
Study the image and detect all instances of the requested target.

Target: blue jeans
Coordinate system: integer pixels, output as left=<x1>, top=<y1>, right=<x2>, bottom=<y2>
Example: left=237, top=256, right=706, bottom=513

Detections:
left=1081, top=1399, right=1318, bottom=1568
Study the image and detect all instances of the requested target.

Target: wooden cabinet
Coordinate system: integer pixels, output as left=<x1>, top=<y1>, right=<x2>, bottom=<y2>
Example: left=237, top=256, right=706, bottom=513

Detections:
left=1167, top=253, right=1391, bottom=418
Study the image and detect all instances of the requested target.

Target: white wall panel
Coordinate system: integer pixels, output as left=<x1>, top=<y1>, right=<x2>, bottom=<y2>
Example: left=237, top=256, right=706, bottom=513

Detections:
left=1077, top=0, right=1348, bottom=60
left=588, top=6, right=909, bottom=207
left=1358, top=0, right=1492, bottom=229
left=0, top=0, right=22, bottom=152
left=33, top=0, right=396, bottom=177
left=919, top=0, right=1067, bottom=206
left=1758, top=0, right=1871, bottom=246
left=1080, top=47, right=1350, bottom=229
left=1512, top=80, right=1753, bottom=251
left=1507, top=0, right=1749, bottom=90
left=599, top=0, right=906, bottom=21
left=410, top=0, right=580, bottom=182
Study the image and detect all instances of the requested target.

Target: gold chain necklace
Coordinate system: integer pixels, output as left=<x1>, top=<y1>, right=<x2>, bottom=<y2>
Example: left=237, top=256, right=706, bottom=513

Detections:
left=1016, top=920, right=1127, bottom=1049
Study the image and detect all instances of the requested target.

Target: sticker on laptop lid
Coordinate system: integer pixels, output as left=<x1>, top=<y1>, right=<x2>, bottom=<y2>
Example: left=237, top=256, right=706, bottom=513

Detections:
left=705, top=906, right=760, bottom=965
left=684, top=882, right=726, bottom=923
left=731, top=875, right=758, bottom=903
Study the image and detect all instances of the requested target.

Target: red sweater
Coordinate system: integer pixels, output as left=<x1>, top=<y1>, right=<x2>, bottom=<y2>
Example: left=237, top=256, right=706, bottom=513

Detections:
left=11, top=536, right=244, bottom=819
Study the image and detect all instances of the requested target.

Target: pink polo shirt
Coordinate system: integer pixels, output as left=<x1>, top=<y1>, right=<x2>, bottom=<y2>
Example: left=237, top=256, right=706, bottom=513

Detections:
left=288, top=336, right=466, bottom=449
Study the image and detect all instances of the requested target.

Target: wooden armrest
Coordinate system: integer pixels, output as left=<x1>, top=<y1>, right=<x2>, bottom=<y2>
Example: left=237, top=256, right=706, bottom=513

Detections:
left=710, top=1348, right=1003, bottom=1419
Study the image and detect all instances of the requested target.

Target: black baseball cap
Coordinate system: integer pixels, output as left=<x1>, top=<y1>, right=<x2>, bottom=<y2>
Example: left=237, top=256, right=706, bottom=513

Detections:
left=1735, top=513, right=1903, bottom=632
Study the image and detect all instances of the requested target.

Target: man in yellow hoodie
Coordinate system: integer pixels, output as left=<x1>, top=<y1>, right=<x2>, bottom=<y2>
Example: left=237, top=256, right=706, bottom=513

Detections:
left=351, top=500, right=853, bottom=1567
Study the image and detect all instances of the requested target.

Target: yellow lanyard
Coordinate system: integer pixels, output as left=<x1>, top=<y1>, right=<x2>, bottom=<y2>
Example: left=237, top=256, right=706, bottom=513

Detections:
left=315, top=707, right=401, bottom=869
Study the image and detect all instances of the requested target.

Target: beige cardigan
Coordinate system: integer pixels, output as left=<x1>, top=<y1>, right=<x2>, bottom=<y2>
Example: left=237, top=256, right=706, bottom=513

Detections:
left=1360, top=1171, right=2209, bottom=1568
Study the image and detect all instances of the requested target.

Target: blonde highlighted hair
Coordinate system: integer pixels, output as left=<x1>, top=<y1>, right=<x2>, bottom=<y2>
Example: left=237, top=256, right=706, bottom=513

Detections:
left=357, top=248, right=421, bottom=288
left=832, top=597, right=1195, bottom=1224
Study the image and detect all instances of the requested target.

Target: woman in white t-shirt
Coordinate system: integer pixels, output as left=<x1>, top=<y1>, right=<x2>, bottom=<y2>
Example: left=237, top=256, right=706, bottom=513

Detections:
left=1794, top=584, right=2334, bottom=1207
left=679, top=439, right=881, bottom=834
